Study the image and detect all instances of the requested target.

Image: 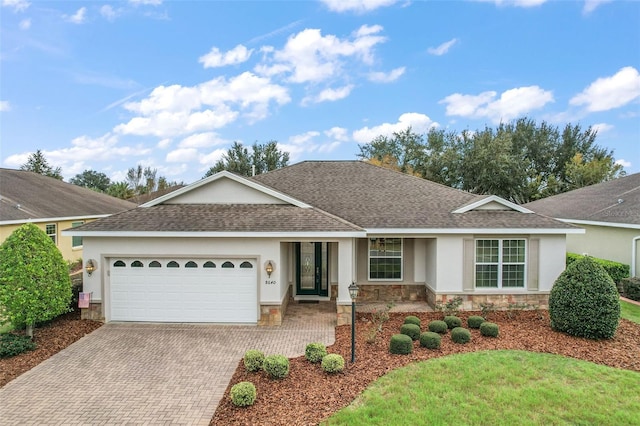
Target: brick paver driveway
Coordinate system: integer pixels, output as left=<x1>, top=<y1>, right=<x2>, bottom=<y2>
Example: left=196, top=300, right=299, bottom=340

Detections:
left=0, top=302, right=335, bottom=425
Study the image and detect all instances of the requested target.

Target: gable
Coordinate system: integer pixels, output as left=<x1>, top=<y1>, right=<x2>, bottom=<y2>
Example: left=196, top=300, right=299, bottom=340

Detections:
left=452, top=195, right=533, bottom=214
left=165, top=177, right=288, bottom=205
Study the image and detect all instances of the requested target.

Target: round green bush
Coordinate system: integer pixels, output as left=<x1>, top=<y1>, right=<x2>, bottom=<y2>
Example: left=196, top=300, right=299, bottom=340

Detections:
left=444, top=315, right=462, bottom=329
left=467, top=315, right=485, bottom=329
left=480, top=322, right=499, bottom=337
left=389, top=334, right=413, bottom=355
left=451, top=327, right=471, bottom=344
left=0, top=333, right=37, bottom=358
left=243, top=349, right=265, bottom=372
left=403, top=315, right=421, bottom=327
left=428, top=320, right=448, bottom=334
left=230, top=381, right=257, bottom=407
left=263, top=354, right=290, bottom=379
left=400, top=323, right=421, bottom=341
left=419, top=331, right=441, bottom=349
left=305, top=342, right=328, bottom=363
left=549, top=256, right=620, bottom=339
left=321, top=354, right=345, bottom=373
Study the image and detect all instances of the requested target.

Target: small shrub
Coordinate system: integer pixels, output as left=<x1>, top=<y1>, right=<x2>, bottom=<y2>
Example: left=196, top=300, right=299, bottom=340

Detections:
left=400, top=323, right=421, bottom=341
left=305, top=342, right=328, bottom=363
left=365, top=327, right=378, bottom=344
left=389, top=334, right=413, bottom=355
left=419, top=331, right=441, bottom=349
left=451, top=327, right=471, bottom=344
left=263, top=354, right=290, bottom=379
left=467, top=315, right=485, bottom=329
left=370, top=302, right=394, bottom=331
left=428, top=320, right=448, bottom=334
left=480, top=322, right=499, bottom=337
left=479, top=302, right=496, bottom=319
left=403, top=315, right=421, bottom=326
left=444, top=315, right=462, bottom=329
left=435, top=296, right=463, bottom=316
left=0, top=333, right=36, bottom=358
left=621, top=277, right=640, bottom=302
left=506, top=302, right=528, bottom=320
left=243, top=349, right=265, bottom=372
left=230, top=381, right=257, bottom=407
left=321, top=354, right=345, bottom=373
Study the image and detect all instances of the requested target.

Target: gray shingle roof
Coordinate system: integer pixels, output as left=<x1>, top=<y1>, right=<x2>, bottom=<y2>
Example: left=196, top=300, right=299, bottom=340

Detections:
left=0, top=168, right=136, bottom=222
left=523, top=173, right=640, bottom=226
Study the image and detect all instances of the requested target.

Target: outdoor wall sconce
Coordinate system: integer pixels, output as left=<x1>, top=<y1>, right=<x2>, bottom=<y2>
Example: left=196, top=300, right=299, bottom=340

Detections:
left=265, top=261, right=274, bottom=278
left=85, top=259, right=97, bottom=276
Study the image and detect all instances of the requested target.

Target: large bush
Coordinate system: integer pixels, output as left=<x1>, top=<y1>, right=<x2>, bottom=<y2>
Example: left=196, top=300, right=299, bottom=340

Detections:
left=0, top=333, right=37, bottom=358
left=550, top=256, right=620, bottom=339
left=400, top=323, right=421, bottom=341
left=566, top=253, right=629, bottom=285
left=0, top=223, right=72, bottom=337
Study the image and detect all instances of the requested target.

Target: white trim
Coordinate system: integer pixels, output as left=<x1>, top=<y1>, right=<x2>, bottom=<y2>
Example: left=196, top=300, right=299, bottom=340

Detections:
left=365, top=228, right=584, bottom=235
left=632, top=236, right=640, bottom=277
left=555, top=218, right=640, bottom=230
left=475, top=238, right=527, bottom=289
left=62, top=230, right=367, bottom=238
left=367, top=237, right=403, bottom=281
left=141, top=171, right=312, bottom=208
left=0, top=214, right=110, bottom=226
left=453, top=195, right=534, bottom=214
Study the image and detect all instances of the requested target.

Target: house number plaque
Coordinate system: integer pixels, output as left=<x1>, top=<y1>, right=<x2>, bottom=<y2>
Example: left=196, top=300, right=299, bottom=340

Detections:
left=265, top=280, right=276, bottom=285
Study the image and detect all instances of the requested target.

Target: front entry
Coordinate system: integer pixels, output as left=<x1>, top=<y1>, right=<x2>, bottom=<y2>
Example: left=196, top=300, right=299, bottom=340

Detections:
left=296, top=242, right=329, bottom=297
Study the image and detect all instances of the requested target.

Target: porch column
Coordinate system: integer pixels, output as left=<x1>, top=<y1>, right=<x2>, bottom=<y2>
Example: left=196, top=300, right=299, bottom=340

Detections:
left=336, top=238, right=356, bottom=325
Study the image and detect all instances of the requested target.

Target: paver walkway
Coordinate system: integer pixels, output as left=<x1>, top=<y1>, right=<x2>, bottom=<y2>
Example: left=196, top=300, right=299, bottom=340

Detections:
left=0, top=302, right=335, bottom=426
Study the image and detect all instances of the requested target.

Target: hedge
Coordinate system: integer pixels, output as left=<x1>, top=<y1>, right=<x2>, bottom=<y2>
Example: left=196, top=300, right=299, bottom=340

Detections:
left=566, top=253, right=629, bottom=285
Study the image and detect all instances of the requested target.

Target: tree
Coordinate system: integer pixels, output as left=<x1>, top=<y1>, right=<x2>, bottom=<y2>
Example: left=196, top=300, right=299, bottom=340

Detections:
left=0, top=223, right=72, bottom=338
left=358, top=128, right=425, bottom=176
left=203, top=141, right=290, bottom=178
left=69, top=170, right=111, bottom=192
left=106, top=181, right=134, bottom=199
left=20, top=150, right=63, bottom=180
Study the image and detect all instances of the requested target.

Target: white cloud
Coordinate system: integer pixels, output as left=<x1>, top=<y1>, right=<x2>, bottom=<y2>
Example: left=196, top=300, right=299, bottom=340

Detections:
left=368, top=67, right=405, bottom=83
left=67, top=7, right=87, bottom=24
left=591, top=123, right=613, bottom=134
left=115, top=108, right=239, bottom=138
left=19, top=18, right=30, bottom=29
left=0, top=100, right=10, bottom=112
left=178, top=132, right=226, bottom=148
left=100, top=5, right=119, bottom=21
left=615, top=159, right=631, bottom=168
left=427, top=38, right=458, bottom=56
left=289, top=131, right=320, bottom=145
left=166, top=148, right=199, bottom=163
left=199, top=45, right=253, bottom=68
left=583, top=0, right=612, bottom=14
left=302, top=85, right=354, bottom=105
left=440, top=86, right=554, bottom=123
left=321, top=0, right=399, bottom=13
left=570, top=66, right=640, bottom=112
left=324, top=127, right=350, bottom=141
left=199, top=148, right=227, bottom=166
left=478, top=0, right=547, bottom=7
left=352, top=112, right=438, bottom=143
left=2, top=0, right=30, bottom=12
left=129, top=0, right=162, bottom=5
left=157, top=139, right=172, bottom=149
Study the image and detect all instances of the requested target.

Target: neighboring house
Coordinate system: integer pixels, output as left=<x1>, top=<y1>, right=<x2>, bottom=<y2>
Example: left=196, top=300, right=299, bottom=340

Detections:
left=0, top=168, right=136, bottom=262
left=524, top=173, right=640, bottom=277
left=66, top=161, right=579, bottom=326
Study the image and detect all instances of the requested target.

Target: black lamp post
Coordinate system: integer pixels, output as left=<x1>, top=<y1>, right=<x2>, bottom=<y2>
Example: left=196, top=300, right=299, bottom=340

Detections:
left=348, top=281, right=359, bottom=363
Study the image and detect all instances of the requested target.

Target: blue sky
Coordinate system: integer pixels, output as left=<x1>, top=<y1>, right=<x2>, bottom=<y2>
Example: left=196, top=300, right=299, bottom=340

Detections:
left=1, top=0, right=639, bottom=184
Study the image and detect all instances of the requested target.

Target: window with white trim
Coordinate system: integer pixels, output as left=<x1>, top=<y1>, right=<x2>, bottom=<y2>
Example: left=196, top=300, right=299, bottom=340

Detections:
left=45, top=224, right=57, bottom=245
left=71, top=221, right=84, bottom=248
left=475, top=239, right=526, bottom=288
left=369, top=238, right=402, bottom=280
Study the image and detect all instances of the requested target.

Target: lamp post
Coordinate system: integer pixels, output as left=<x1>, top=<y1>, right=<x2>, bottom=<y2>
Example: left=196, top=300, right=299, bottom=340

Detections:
left=348, top=281, right=359, bottom=364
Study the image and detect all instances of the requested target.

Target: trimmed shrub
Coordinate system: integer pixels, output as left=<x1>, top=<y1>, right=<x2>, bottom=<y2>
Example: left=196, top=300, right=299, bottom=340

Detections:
left=403, top=315, right=421, bottom=326
left=400, top=323, right=421, bottom=341
left=621, top=277, right=640, bottom=302
left=419, top=331, right=441, bottom=349
left=263, top=354, right=290, bottom=379
left=389, top=334, right=413, bottom=355
left=230, top=382, right=257, bottom=407
left=444, top=316, right=462, bottom=329
left=567, top=253, right=629, bottom=285
left=0, top=333, right=37, bottom=358
left=480, top=322, right=499, bottom=337
left=305, top=342, right=328, bottom=363
left=451, top=327, right=471, bottom=344
left=428, top=320, right=448, bottom=334
left=467, top=315, right=485, bottom=329
left=243, top=350, right=265, bottom=372
left=321, top=354, right=345, bottom=373
left=550, top=256, right=620, bottom=339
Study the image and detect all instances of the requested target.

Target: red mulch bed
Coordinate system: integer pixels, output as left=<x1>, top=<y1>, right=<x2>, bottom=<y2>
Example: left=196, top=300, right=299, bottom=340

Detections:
left=212, top=311, right=640, bottom=426
left=0, top=310, right=103, bottom=387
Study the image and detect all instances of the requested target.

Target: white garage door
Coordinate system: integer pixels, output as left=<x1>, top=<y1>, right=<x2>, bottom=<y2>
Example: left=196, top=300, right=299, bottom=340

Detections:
left=109, top=258, right=257, bottom=323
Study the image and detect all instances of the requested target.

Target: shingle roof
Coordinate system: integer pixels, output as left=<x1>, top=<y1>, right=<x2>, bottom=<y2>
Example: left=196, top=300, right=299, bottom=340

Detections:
left=253, top=161, right=572, bottom=230
left=75, top=204, right=364, bottom=233
left=0, top=168, right=136, bottom=222
left=523, top=173, right=640, bottom=226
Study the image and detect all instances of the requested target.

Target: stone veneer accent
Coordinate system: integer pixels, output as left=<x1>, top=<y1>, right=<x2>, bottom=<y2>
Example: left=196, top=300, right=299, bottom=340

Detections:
left=336, top=304, right=352, bottom=326
left=331, top=284, right=426, bottom=302
left=426, top=286, right=549, bottom=310
left=81, top=302, right=104, bottom=320
left=258, top=286, right=291, bottom=326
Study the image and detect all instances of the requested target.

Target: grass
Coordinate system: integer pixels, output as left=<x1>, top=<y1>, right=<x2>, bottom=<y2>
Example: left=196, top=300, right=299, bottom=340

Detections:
left=621, top=299, right=640, bottom=324
left=324, top=351, right=640, bottom=426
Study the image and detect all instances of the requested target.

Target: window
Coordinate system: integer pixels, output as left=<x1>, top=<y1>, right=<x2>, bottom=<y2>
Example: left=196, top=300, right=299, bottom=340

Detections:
left=131, top=260, right=143, bottom=268
left=369, top=238, right=402, bottom=280
left=149, top=261, right=161, bottom=268
left=45, top=224, right=57, bottom=245
left=185, top=261, right=198, bottom=268
left=114, top=260, right=126, bottom=267
left=167, top=261, right=180, bottom=268
left=71, top=221, right=84, bottom=248
left=475, top=239, right=526, bottom=288
left=203, top=261, right=216, bottom=268
left=240, top=261, right=253, bottom=268
left=222, top=261, right=235, bottom=268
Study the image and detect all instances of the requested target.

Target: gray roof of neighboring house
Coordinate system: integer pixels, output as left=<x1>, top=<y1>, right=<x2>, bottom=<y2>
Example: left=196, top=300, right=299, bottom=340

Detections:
left=0, top=168, right=136, bottom=222
left=523, top=173, right=640, bottom=226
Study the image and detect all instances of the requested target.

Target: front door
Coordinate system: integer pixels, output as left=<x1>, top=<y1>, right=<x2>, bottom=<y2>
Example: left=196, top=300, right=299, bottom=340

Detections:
left=296, top=242, right=329, bottom=297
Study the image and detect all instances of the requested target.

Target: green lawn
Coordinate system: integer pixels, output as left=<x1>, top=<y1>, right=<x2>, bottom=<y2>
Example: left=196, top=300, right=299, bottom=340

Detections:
left=621, top=299, right=640, bottom=324
left=324, top=351, right=640, bottom=426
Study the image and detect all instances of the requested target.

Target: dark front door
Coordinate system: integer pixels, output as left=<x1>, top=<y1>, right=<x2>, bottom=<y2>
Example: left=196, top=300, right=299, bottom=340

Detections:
left=296, top=242, right=329, bottom=297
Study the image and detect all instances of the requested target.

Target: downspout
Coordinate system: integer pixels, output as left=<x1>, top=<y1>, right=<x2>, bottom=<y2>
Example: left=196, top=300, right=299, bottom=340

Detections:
left=632, top=236, right=640, bottom=277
